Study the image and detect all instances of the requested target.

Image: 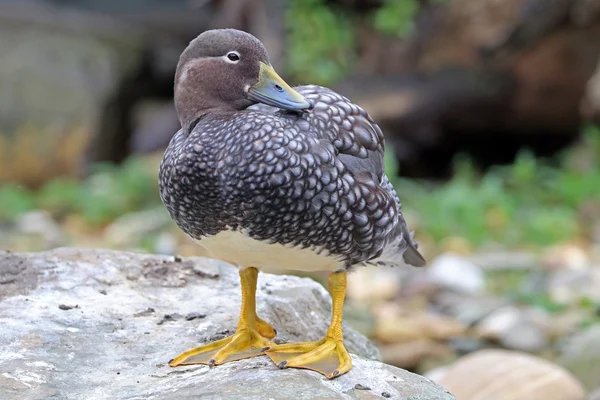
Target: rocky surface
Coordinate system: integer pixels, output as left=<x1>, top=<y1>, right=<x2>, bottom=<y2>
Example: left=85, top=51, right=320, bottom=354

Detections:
left=0, top=248, right=455, bottom=400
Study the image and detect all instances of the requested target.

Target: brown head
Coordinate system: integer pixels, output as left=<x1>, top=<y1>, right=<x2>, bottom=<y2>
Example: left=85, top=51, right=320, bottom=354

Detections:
left=174, top=29, right=311, bottom=132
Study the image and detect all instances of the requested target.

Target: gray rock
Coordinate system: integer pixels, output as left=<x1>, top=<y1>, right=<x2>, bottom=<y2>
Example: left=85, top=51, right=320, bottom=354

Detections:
left=0, top=248, right=455, bottom=400
left=548, top=268, right=600, bottom=304
left=434, top=292, right=508, bottom=326
left=427, top=254, right=485, bottom=295
left=467, top=251, right=538, bottom=271
left=559, top=325, right=600, bottom=391
left=501, top=319, right=548, bottom=353
left=589, top=388, right=600, bottom=400
left=104, top=208, right=174, bottom=249
left=15, top=210, right=65, bottom=248
left=153, top=231, right=178, bottom=255
left=476, top=306, right=549, bottom=352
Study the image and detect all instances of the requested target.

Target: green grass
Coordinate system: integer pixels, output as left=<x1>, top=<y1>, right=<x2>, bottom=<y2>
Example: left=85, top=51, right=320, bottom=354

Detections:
left=0, top=157, right=159, bottom=227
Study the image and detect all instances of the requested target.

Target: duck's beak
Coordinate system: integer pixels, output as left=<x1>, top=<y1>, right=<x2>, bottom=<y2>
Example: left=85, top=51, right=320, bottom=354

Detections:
left=248, top=62, right=312, bottom=111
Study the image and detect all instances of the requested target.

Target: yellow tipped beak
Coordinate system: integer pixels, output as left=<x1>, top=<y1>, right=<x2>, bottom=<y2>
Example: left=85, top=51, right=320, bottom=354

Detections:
left=248, top=62, right=312, bottom=111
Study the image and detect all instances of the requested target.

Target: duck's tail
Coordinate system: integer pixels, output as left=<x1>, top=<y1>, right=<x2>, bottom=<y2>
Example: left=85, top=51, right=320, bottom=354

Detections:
left=370, top=221, right=426, bottom=268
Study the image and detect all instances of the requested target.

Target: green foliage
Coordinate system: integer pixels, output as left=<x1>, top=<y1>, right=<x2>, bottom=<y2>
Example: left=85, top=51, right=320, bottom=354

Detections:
left=80, top=157, right=159, bottom=225
left=37, top=178, right=83, bottom=217
left=0, top=156, right=160, bottom=227
left=373, top=0, right=419, bottom=37
left=286, top=0, right=355, bottom=85
left=0, top=185, right=35, bottom=221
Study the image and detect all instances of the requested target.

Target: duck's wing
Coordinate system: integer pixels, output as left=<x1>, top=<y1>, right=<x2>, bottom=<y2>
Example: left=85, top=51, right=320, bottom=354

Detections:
left=297, top=86, right=385, bottom=183
left=296, top=85, right=426, bottom=267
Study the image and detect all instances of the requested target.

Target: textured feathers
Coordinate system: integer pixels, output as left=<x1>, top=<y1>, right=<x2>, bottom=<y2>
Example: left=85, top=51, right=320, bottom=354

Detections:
left=159, top=85, right=425, bottom=269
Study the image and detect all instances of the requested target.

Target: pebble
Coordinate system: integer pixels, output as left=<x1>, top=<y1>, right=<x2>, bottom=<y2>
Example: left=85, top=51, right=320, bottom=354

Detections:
left=468, top=251, right=537, bottom=271
left=476, top=306, right=549, bottom=352
left=347, top=266, right=400, bottom=302
left=375, top=311, right=466, bottom=343
left=184, top=312, right=207, bottom=321
left=156, top=313, right=183, bottom=325
left=548, top=268, right=600, bottom=304
left=154, top=232, right=178, bottom=255
left=541, top=245, right=590, bottom=271
left=447, top=337, right=487, bottom=355
left=104, top=208, right=172, bottom=248
left=133, top=308, right=155, bottom=317
left=379, top=339, right=453, bottom=369
left=434, top=292, right=508, bottom=326
left=587, top=387, right=600, bottom=400
left=354, top=384, right=371, bottom=390
left=58, top=304, right=79, bottom=310
left=427, top=254, right=485, bottom=295
left=16, top=210, right=65, bottom=248
left=558, top=325, right=600, bottom=391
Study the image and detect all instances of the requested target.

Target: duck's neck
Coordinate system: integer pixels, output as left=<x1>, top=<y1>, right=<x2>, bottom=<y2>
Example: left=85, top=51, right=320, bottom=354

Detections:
left=175, top=89, right=237, bottom=134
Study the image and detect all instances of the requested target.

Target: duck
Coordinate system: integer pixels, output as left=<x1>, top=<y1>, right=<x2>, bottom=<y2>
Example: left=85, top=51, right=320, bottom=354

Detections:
left=158, top=28, right=426, bottom=379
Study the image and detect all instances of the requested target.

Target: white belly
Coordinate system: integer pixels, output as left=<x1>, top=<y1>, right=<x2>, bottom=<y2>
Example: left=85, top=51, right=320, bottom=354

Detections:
left=193, top=230, right=343, bottom=273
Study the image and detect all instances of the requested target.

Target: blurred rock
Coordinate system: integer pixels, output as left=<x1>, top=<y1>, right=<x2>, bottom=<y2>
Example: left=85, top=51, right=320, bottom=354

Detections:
left=15, top=210, right=65, bottom=248
left=104, top=208, right=173, bottom=248
left=427, top=254, right=485, bottom=295
left=475, top=306, right=549, bottom=352
left=434, top=349, right=586, bottom=400
left=153, top=231, right=178, bottom=255
left=588, top=387, right=600, bottom=400
left=468, top=251, right=538, bottom=271
left=559, top=324, right=600, bottom=391
left=519, top=270, right=550, bottom=298
left=380, top=339, right=453, bottom=370
left=500, top=322, right=548, bottom=353
left=347, top=266, right=400, bottom=302
left=433, top=292, right=508, bottom=326
left=447, top=337, right=487, bottom=356
left=476, top=306, right=522, bottom=338
left=548, top=268, right=600, bottom=304
left=425, top=366, right=450, bottom=383
left=343, top=301, right=377, bottom=338
left=375, top=311, right=466, bottom=344
left=541, top=244, right=591, bottom=270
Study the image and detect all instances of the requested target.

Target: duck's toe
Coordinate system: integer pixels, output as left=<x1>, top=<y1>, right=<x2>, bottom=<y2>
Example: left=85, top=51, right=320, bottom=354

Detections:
left=265, top=337, right=352, bottom=379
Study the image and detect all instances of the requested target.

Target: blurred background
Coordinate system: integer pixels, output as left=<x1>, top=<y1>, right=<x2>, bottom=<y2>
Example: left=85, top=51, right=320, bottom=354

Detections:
left=1, top=0, right=599, bottom=398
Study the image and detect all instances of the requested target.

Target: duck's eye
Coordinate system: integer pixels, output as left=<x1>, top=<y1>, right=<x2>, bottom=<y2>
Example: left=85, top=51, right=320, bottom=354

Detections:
left=226, top=52, right=240, bottom=62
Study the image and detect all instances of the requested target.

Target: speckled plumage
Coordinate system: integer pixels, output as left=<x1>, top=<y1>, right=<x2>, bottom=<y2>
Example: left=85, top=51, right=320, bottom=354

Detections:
left=159, top=84, right=425, bottom=269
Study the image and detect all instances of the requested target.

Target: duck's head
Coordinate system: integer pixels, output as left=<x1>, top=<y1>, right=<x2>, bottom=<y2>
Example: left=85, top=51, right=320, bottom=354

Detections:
left=174, top=29, right=311, bottom=132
